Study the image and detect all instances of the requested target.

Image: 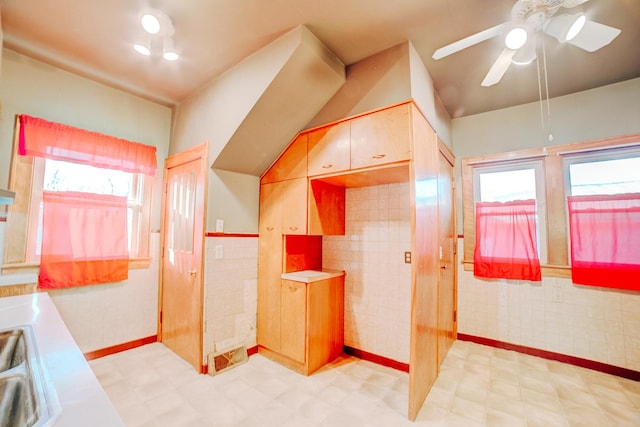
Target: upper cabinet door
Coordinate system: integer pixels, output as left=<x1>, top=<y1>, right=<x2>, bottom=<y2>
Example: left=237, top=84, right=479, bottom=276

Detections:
left=307, top=122, right=351, bottom=176
left=262, top=133, right=308, bottom=184
left=350, top=104, right=411, bottom=170
left=282, top=177, right=308, bottom=235
left=259, top=181, right=284, bottom=234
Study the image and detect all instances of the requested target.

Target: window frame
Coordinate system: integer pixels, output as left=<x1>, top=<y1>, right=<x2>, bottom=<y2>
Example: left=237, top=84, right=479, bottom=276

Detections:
left=2, top=117, right=153, bottom=275
left=473, top=160, right=548, bottom=264
left=462, top=133, right=640, bottom=278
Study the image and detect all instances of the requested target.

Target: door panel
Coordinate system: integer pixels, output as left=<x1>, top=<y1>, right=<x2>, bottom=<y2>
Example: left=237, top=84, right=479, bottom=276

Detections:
left=160, top=143, right=207, bottom=372
left=437, top=144, right=456, bottom=366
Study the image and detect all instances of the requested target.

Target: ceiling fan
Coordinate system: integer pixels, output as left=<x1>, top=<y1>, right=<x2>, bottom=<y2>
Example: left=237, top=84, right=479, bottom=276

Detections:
left=432, top=0, right=622, bottom=87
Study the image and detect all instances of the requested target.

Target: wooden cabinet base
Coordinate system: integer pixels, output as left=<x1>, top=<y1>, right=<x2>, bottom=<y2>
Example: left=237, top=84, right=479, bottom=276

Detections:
left=258, top=345, right=343, bottom=376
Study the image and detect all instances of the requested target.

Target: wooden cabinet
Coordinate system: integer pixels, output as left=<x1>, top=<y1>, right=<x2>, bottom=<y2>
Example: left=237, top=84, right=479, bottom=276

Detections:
left=278, top=275, right=344, bottom=375
left=258, top=102, right=456, bottom=411
left=260, top=178, right=307, bottom=236
left=307, top=122, right=351, bottom=176
left=282, top=178, right=307, bottom=235
left=262, top=133, right=308, bottom=184
left=280, top=280, right=307, bottom=363
left=350, top=104, right=411, bottom=169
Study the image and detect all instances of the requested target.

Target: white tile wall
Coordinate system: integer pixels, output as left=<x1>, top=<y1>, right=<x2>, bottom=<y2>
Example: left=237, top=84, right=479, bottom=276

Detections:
left=203, top=236, right=258, bottom=359
left=457, top=238, right=640, bottom=371
left=48, top=232, right=160, bottom=353
left=323, top=183, right=412, bottom=364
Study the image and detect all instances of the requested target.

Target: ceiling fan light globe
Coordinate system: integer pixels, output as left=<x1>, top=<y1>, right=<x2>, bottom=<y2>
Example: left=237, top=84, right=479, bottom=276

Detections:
left=141, top=14, right=161, bottom=34
left=505, top=27, right=528, bottom=50
left=566, top=14, right=586, bottom=41
left=163, top=51, right=179, bottom=61
left=134, top=43, right=151, bottom=56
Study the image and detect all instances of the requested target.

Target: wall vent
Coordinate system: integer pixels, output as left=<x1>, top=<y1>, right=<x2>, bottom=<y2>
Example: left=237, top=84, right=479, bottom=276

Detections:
left=207, top=345, right=248, bottom=375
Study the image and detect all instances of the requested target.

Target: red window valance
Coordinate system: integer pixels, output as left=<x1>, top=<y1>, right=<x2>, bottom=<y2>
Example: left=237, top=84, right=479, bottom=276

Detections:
left=18, top=115, right=157, bottom=176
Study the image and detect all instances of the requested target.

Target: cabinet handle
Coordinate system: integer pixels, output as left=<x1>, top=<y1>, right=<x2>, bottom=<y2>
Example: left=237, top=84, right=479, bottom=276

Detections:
left=288, top=286, right=299, bottom=292
left=372, top=154, right=386, bottom=159
left=266, top=226, right=274, bottom=231
left=322, top=164, right=333, bottom=169
left=289, top=226, right=298, bottom=231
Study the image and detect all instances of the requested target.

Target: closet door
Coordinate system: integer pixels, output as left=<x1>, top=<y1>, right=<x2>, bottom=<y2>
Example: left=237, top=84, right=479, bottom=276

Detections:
left=437, top=141, right=457, bottom=366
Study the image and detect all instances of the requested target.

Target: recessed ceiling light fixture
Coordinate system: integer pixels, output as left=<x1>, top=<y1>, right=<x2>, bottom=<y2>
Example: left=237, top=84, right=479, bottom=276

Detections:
left=134, top=8, right=180, bottom=61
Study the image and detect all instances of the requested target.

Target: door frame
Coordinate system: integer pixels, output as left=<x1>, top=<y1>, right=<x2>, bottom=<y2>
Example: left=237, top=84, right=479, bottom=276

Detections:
left=158, top=142, right=208, bottom=372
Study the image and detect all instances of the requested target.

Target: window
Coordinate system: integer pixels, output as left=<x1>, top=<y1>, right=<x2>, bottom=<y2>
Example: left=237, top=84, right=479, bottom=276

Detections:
left=25, top=158, right=149, bottom=262
left=563, top=149, right=640, bottom=289
left=2, top=115, right=155, bottom=276
left=566, top=153, right=640, bottom=196
left=462, top=133, right=640, bottom=279
left=473, top=162, right=547, bottom=264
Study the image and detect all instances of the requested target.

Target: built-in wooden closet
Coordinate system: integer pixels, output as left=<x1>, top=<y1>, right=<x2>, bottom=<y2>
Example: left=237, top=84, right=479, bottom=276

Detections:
left=257, top=100, right=457, bottom=420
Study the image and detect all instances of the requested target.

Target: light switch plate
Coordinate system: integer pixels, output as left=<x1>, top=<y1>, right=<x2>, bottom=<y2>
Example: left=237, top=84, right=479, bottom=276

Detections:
left=215, top=245, right=223, bottom=259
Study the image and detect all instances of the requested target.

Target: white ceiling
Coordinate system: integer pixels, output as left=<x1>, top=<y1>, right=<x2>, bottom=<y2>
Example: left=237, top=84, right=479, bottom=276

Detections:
left=2, top=0, right=639, bottom=118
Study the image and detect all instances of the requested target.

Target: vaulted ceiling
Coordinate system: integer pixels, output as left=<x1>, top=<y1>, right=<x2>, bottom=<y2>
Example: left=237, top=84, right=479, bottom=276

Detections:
left=2, top=0, right=639, bottom=118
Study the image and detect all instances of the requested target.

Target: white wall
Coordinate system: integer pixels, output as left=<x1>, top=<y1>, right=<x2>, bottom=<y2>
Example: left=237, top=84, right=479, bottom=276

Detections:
left=453, top=77, right=640, bottom=371
left=0, top=48, right=172, bottom=352
left=203, top=236, right=258, bottom=359
left=171, top=26, right=305, bottom=233
left=323, top=183, right=412, bottom=363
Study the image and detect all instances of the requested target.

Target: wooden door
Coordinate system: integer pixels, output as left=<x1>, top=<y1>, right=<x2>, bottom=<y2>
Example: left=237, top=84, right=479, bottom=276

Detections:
left=280, top=279, right=306, bottom=363
left=437, top=142, right=457, bottom=366
left=408, top=106, right=440, bottom=421
left=350, top=104, right=411, bottom=170
left=159, top=143, right=207, bottom=372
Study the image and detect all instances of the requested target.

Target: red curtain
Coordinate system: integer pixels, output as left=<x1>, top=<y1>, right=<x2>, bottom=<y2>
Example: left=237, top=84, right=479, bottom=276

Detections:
left=567, top=194, right=640, bottom=290
left=19, top=115, right=157, bottom=176
left=474, top=200, right=541, bottom=281
left=38, top=191, right=129, bottom=289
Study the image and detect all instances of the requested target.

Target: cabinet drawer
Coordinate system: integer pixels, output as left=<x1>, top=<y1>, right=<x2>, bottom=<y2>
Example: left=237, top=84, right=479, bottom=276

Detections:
left=307, top=122, right=351, bottom=176
left=350, top=104, right=411, bottom=170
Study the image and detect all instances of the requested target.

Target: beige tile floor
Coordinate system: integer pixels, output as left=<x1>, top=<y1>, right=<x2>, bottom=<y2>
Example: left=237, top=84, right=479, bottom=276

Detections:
left=89, top=340, right=640, bottom=426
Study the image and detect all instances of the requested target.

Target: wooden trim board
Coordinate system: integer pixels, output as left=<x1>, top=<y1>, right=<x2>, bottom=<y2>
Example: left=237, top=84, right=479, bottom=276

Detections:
left=84, top=335, right=158, bottom=361
left=458, top=334, right=639, bottom=382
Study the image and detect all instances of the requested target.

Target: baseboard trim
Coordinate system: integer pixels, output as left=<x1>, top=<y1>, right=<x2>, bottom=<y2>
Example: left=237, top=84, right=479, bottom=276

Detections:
left=84, top=335, right=158, bottom=361
left=457, top=333, right=640, bottom=382
left=343, top=346, right=409, bottom=373
left=247, top=345, right=258, bottom=356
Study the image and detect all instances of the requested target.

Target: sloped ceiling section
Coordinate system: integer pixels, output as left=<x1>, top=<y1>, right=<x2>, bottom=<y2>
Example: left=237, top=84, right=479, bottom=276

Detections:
left=212, top=26, right=345, bottom=176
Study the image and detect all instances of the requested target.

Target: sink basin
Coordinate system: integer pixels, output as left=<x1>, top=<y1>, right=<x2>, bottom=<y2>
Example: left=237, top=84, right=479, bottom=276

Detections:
left=0, top=326, right=60, bottom=427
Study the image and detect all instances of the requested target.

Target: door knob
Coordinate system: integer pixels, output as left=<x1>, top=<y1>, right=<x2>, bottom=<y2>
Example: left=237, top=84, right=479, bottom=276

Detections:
left=188, top=270, right=197, bottom=276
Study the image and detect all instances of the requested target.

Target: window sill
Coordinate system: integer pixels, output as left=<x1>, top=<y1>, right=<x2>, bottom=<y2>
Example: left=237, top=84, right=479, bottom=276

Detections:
left=2, top=257, right=153, bottom=276
left=461, top=260, right=571, bottom=279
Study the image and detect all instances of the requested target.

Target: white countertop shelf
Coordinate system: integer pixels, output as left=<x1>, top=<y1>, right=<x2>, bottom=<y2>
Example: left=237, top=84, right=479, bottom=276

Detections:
left=281, top=269, right=345, bottom=283
left=0, top=293, right=124, bottom=426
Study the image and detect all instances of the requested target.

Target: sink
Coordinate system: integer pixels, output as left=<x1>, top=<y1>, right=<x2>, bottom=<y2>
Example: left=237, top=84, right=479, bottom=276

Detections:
left=0, top=326, right=60, bottom=427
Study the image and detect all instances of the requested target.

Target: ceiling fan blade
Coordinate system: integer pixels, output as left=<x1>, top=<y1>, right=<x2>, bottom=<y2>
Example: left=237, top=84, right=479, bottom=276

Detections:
left=562, top=0, right=589, bottom=7
left=432, top=24, right=505, bottom=60
left=568, top=20, right=621, bottom=52
left=481, top=48, right=516, bottom=87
